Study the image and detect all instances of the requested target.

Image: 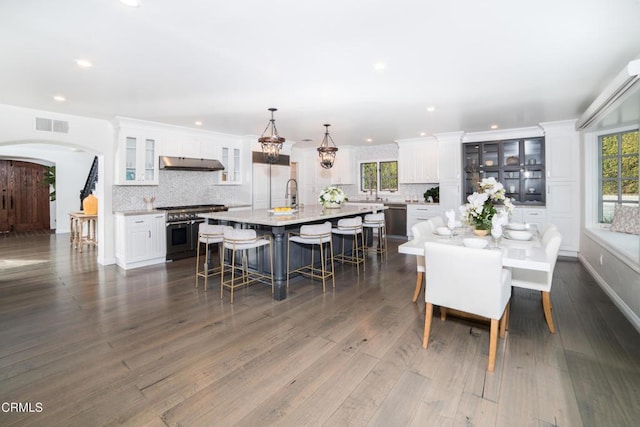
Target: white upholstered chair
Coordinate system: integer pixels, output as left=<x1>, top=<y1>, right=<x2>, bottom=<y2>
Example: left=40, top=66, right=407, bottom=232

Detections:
left=195, top=223, right=232, bottom=291
left=510, top=229, right=562, bottom=333
left=422, top=242, right=512, bottom=372
left=287, top=221, right=335, bottom=292
left=332, top=216, right=366, bottom=275
left=221, top=228, right=274, bottom=303
left=363, top=212, right=387, bottom=260
left=410, top=217, right=442, bottom=302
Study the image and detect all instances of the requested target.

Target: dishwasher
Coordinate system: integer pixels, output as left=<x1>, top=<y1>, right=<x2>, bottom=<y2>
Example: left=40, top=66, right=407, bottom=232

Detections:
left=384, top=203, right=407, bottom=238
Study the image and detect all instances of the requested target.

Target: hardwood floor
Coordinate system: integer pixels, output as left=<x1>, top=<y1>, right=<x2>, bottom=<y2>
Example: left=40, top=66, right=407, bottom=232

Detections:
left=1, top=234, right=639, bottom=426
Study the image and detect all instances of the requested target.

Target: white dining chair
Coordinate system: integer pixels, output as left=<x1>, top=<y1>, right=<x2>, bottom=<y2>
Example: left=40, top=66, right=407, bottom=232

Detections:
left=423, top=242, right=512, bottom=372
left=410, top=218, right=440, bottom=302
left=510, top=229, right=562, bottom=333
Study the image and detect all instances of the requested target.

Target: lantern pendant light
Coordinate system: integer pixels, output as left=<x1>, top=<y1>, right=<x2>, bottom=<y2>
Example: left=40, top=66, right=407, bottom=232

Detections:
left=258, top=107, right=285, bottom=163
left=317, top=123, right=338, bottom=169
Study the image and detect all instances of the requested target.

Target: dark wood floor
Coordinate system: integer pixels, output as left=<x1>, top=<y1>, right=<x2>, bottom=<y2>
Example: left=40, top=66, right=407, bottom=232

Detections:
left=1, top=234, right=639, bottom=426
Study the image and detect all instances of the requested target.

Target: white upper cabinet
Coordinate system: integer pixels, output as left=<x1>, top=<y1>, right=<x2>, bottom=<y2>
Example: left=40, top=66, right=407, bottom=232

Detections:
left=398, top=137, right=439, bottom=183
left=219, top=141, right=242, bottom=185
left=330, top=146, right=355, bottom=185
left=115, top=125, right=159, bottom=186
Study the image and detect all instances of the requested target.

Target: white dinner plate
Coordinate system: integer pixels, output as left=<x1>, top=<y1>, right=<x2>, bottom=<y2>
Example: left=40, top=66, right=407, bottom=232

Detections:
left=504, top=232, right=532, bottom=241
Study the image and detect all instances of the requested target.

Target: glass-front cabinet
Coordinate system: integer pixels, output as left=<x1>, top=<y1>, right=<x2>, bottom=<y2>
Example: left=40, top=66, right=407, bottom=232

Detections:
left=463, top=137, right=545, bottom=205
left=117, top=133, right=159, bottom=185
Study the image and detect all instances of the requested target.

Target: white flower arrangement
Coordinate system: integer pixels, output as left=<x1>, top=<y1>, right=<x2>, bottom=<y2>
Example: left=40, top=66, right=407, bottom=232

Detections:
left=318, top=186, right=348, bottom=206
left=459, top=177, right=514, bottom=230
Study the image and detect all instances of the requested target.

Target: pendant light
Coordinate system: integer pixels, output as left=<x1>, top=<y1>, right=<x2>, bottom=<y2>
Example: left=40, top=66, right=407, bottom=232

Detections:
left=317, top=124, right=338, bottom=169
left=258, top=108, right=285, bottom=163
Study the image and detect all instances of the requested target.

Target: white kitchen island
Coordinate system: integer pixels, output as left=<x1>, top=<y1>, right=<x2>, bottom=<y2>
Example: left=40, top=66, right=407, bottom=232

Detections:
left=200, top=204, right=385, bottom=300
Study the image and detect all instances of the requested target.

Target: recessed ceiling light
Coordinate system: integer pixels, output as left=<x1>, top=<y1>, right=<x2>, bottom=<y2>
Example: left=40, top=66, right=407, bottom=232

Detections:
left=420, top=132, right=426, bottom=136
left=76, top=59, right=93, bottom=68
left=366, top=138, right=373, bottom=142
left=490, top=124, right=498, bottom=129
left=373, top=63, right=386, bottom=71
left=427, top=106, right=436, bottom=112
left=53, top=95, right=66, bottom=102
left=194, top=121, right=203, bottom=126
left=120, top=0, right=140, bottom=7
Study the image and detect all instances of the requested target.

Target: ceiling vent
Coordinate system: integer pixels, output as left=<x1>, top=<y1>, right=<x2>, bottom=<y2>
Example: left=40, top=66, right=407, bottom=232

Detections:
left=35, top=117, right=69, bottom=133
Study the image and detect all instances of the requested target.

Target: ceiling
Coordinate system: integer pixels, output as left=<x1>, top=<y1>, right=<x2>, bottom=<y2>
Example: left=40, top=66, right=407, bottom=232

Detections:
left=1, top=0, right=640, bottom=148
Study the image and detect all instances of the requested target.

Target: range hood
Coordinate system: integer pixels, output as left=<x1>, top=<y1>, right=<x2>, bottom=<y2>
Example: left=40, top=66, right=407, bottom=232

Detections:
left=159, top=156, right=225, bottom=171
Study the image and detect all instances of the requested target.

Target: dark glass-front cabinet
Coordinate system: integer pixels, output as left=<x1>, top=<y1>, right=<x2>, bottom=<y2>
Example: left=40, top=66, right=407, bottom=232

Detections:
left=463, top=137, right=545, bottom=205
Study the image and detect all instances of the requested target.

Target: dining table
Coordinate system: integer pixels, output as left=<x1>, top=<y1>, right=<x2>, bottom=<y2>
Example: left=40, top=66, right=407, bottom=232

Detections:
left=398, top=225, right=551, bottom=273
left=399, top=225, right=551, bottom=324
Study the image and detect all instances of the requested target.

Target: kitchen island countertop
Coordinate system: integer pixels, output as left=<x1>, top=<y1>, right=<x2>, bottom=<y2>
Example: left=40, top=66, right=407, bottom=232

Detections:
left=198, top=204, right=385, bottom=226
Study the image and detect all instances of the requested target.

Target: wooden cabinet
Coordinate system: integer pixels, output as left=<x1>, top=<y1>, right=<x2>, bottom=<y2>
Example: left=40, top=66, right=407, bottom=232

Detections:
left=115, top=212, right=166, bottom=269
left=407, top=204, right=442, bottom=238
left=398, top=138, right=439, bottom=183
left=463, top=137, right=545, bottom=205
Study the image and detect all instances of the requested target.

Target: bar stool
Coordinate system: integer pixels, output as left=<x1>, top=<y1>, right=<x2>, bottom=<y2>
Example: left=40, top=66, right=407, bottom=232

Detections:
left=363, top=212, right=387, bottom=260
left=220, top=228, right=274, bottom=303
left=195, top=223, right=232, bottom=291
left=287, top=222, right=335, bottom=292
left=331, top=216, right=365, bottom=275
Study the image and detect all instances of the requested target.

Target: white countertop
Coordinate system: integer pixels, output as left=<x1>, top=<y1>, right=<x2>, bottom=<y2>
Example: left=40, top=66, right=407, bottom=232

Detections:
left=199, top=204, right=385, bottom=227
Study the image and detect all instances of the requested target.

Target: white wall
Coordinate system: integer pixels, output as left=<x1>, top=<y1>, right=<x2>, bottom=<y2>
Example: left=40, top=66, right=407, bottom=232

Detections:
left=0, top=104, right=115, bottom=265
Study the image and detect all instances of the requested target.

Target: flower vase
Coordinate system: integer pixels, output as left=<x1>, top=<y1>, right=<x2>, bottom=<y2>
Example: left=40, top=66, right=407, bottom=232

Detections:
left=473, top=228, right=489, bottom=237
left=82, top=193, right=98, bottom=215
left=324, top=201, right=341, bottom=209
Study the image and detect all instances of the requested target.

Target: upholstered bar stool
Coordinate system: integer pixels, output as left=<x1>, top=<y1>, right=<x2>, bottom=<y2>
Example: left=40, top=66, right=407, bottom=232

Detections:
left=331, top=216, right=365, bottom=275
left=363, top=212, right=387, bottom=260
left=287, top=221, right=335, bottom=292
left=220, top=228, right=274, bottom=303
left=195, top=223, right=232, bottom=291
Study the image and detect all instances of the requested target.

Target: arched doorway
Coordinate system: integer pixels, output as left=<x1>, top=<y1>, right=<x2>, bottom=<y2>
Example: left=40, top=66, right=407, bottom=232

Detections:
left=0, top=159, right=51, bottom=232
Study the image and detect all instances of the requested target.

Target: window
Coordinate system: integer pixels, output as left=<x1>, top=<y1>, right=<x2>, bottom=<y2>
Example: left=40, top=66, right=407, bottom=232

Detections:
left=598, top=129, right=639, bottom=222
left=360, top=160, right=398, bottom=193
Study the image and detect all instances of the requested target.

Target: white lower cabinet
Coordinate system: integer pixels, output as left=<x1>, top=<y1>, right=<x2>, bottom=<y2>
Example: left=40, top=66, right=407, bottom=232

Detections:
left=115, top=213, right=166, bottom=270
left=407, top=204, right=442, bottom=238
left=510, top=207, right=547, bottom=232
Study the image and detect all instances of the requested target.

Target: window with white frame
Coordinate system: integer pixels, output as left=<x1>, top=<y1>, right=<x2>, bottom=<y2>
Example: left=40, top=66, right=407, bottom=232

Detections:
left=360, top=160, right=398, bottom=194
left=598, top=129, right=639, bottom=222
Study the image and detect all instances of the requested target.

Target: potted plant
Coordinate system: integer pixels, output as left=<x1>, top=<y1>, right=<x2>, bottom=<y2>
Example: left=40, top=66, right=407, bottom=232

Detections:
left=423, top=186, right=439, bottom=203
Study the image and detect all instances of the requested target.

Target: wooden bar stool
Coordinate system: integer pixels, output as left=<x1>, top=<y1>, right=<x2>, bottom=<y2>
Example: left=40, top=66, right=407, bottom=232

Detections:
left=287, top=221, right=335, bottom=292
left=331, top=216, right=365, bottom=275
left=363, top=212, right=387, bottom=260
left=220, top=228, right=274, bottom=303
left=195, top=223, right=232, bottom=291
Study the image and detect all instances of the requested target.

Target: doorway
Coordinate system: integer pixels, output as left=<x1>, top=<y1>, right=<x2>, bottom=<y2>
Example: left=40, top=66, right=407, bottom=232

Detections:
left=0, top=160, right=51, bottom=232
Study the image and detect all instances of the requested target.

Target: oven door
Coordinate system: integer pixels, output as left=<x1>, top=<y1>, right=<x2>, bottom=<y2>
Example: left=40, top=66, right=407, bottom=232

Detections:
left=166, top=221, right=193, bottom=259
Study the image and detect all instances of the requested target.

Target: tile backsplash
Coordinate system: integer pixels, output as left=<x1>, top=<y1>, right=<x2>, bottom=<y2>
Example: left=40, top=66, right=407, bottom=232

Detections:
left=112, top=170, right=248, bottom=211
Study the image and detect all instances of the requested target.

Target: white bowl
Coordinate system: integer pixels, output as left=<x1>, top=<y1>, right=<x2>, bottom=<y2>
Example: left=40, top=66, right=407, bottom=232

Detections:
left=508, top=222, right=527, bottom=230
left=508, top=230, right=532, bottom=241
left=436, top=227, right=451, bottom=236
left=463, top=238, right=489, bottom=249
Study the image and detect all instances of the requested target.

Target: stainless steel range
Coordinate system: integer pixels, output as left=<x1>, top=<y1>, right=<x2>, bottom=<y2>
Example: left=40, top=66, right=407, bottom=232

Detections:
left=156, top=204, right=228, bottom=261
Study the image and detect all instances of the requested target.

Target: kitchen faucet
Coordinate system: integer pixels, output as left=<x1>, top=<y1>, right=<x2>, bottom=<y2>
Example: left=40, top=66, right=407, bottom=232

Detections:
left=284, top=178, right=298, bottom=208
